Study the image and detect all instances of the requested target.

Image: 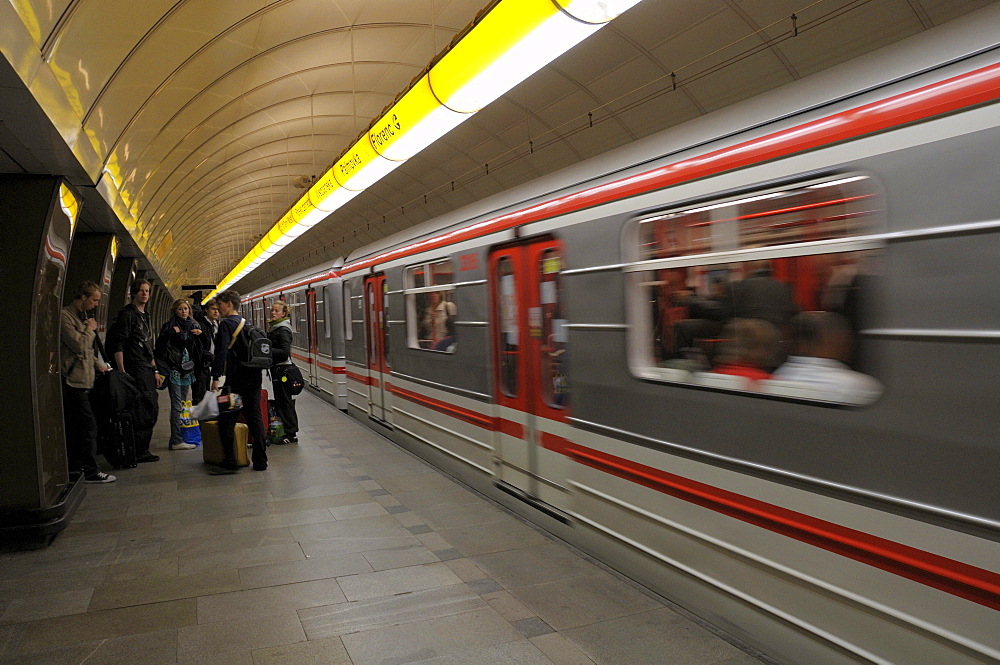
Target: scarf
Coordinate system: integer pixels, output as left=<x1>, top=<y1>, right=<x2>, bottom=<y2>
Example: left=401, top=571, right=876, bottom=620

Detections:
left=268, top=316, right=290, bottom=329
left=170, top=314, right=197, bottom=339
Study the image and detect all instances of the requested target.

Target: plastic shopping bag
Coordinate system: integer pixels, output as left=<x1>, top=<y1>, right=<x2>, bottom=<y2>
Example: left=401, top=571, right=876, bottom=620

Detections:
left=180, top=400, right=202, bottom=445
left=190, top=389, right=220, bottom=421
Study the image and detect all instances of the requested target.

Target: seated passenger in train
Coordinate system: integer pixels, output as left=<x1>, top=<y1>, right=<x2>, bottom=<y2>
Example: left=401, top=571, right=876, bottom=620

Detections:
left=731, top=260, right=799, bottom=329
left=433, top=315, right=457, bottom=352
left=422, top=291, right=457, bottom=349
left=711, top=318, right=780, bottom=382
left=772, top=311, right=882, bottom=402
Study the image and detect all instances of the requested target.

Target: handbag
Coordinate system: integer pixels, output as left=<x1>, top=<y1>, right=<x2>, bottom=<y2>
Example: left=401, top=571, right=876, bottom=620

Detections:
left=190, top=389, right=220, bottom=421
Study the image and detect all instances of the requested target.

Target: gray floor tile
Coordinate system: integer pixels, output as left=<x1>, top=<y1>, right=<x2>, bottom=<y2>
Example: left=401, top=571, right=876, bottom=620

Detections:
left=251, top=635, right=353, bottom=665
left=336, top=562, right=464, bottom=601
left=14, top=598, right=197, bottom=655
left=509, top=571, right=663, bottom=630
left=361, top=542, right=439, bottom=571
left=438, top=518, right=551, bottom=557
left=176, top=610, right=304, bottom=664
left=0, top=588, right=94, bottom=626
left=197, top=578, right=346, bottom=623
left=299, top=584, right=486, bottom=640
left=561, top=609, right=749, bottom=665
left=399, top=640, right=557, bottom=665
left=177, top=541, right=305, bottom=576
left=472, top=543, right=594, bottom=590
left=88, top=569, right=242, bottom=610
left=265, top=491, right=372, bottom=514
left=341, top=608, right=524, bottom=665
left=238, top=552, right=373, bottom=590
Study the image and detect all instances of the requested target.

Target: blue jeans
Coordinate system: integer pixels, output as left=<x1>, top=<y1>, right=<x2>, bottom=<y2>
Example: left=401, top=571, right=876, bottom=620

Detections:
left=168, top=381, right=191, bottom=447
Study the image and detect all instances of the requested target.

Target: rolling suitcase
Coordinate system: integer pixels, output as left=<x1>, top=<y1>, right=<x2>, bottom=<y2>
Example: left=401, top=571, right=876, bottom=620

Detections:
left=201, top=421, right=251, bottom=467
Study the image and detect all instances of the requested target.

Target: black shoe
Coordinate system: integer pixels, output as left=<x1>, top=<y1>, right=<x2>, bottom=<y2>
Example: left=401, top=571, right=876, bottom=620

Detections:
left=253, top=464, right=267, bottom=471
left=287, top=435, right=298, bottom=444
left=84, top=471, right=117, bottom=484
left=208, top=465, right=238, bottom=475
left=136, top=454, right=160, bottom=463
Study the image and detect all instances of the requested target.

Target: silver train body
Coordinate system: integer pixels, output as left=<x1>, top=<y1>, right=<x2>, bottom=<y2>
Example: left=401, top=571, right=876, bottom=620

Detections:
left=244, top=13, right=1000, bottom=665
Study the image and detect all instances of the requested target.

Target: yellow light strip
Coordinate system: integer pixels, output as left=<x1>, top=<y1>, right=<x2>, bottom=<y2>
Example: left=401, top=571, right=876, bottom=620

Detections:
left=60, top=183, right=80, bottom=237
left=205, top=0, right=645, bottom=303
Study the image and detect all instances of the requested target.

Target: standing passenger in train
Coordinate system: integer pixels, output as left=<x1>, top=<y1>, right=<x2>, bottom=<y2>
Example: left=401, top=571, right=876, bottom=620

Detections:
left=191, top=298, right=219, bottom=405
left=60, top=281, right=115, bottom=483
left=267, top=301, right=298, bottom=444
left=155, top=298, right=204, bottom=451
left=731, top=260, right=798, bottom=329
left=106, top=279, right=160, bottom=463
left=209, top=290, right=268, bottom=473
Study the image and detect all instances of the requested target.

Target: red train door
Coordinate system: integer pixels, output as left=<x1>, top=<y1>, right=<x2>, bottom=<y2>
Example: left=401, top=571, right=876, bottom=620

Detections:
left=364, top=273, right=390, bottom=422
left=489, top=237, right=569, bottom=499
left=306, top=288, right=319, bottom=387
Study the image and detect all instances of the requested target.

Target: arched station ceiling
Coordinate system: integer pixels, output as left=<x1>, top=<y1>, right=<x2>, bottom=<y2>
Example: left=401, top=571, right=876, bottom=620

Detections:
left=1, top=0, right=993, bottom=295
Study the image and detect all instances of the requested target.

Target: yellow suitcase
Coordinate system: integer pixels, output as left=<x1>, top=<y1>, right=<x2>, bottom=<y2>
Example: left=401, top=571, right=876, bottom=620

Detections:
left=201, top=421, right=250, bottom=467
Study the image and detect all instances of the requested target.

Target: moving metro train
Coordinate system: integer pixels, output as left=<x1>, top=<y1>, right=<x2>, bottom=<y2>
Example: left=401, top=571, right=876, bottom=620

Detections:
left=242, top=17, right=1000, bottom=665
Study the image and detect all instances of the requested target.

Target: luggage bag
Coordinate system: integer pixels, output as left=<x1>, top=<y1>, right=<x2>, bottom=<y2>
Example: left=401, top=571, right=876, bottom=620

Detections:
left=100, top=416, right=137, bottom=469
left=201, top=421, right=251, bottom=467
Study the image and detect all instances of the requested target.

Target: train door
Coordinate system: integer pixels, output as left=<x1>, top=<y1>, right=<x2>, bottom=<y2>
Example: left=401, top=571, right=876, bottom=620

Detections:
left=306, top=288, right=319, bottom=387
left=489, top=237, right=569, bottom=500
left=363, top=273, right=390, bottom=422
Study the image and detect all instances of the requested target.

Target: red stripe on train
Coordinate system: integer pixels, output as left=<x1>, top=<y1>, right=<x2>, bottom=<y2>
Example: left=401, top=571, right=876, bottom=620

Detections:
left=343, top=63, right=1000, bottom=276
left=389, top=385, right=497, bottom=430
left=560, top=442, right=1000, bottom=611
left=290, top=352, right=313, bottom=364
left=346, top=370, right=376, bottom=386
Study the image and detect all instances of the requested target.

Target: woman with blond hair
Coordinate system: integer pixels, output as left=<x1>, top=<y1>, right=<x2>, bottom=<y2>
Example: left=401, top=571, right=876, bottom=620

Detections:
left=267, top=300, right=298, bottom=444
left=155, top=298, right=205, bottom=450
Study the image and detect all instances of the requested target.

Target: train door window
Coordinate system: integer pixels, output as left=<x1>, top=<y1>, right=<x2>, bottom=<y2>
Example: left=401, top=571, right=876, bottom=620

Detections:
left=366, top=280, right=377, bottom=367
left=343, top=280, right=353, bottom=341
left=405, top=259, right=457, bottom=352
left=317, top=286, right=331, bottom=356
left=496, top=255, right=518, bottom=397
left=382, top=279, right=390, bottom=368
left=626, top=173, right=885, bottom=406
left=539, top=249, right=568, bottom=407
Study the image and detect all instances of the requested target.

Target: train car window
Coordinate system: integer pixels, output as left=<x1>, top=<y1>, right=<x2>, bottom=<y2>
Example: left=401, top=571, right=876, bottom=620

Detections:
left=627, top=174, right=884, bottom=406
left=366, top=281, right=377, bottom=367
left=497, top=256, right=518, bottom=397
left=405, top=259, right=457, bottom=353
left=343, top=280, right=353, bottom=341
left=540, top=249, right=569, bottom=408
left=382, top=280, right=390, bottom=368
left=317, top=287, right=331, bottom=356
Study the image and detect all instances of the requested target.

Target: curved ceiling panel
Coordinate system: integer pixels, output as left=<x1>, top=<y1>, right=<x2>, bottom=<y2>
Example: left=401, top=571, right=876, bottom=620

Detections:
left=2, top=0, right=993, bottom=291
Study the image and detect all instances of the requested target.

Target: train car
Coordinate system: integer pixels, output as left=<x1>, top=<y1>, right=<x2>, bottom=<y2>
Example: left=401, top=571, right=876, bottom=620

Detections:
left=249, top=12, right=1000, bottom=665
left=243, top=263, right=348, bottom=410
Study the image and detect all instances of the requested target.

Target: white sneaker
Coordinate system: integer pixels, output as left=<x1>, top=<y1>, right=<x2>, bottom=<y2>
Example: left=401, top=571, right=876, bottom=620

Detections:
left=170, top=442, right=197, bottom=450
left=85, top=472, right=117, bottom=483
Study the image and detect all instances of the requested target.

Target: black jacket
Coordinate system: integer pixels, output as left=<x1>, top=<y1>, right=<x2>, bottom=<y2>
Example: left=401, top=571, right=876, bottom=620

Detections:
left=267, top=324, right=292, bottom=365
left=106, top=304, right=154, bottom=368
left=154, top=320, right=205, bottom=377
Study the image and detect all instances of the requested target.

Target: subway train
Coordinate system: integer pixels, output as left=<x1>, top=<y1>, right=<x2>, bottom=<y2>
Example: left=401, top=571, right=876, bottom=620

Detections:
left=242, top=21, right=1000, bottom=665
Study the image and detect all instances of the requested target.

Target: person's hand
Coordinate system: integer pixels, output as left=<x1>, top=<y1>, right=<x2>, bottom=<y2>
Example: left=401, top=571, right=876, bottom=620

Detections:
left=173, top=326, right=181, bottom=333
left=192, top=328, right=202, bottom=335
left=86, top=318, right=98, bottom=331
left=154, top=372, right=164, bottom=388
left=211, top=379, right=219, bottom=392
left=98, top=364, right=109, bottom=373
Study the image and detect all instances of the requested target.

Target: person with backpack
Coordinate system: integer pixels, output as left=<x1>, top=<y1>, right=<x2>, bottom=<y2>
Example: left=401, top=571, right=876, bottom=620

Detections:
left=154, top=298, right=205, bottom=451
left=267, top=300, right=298, bottom=444
left=209, top=290, right=269, bottom=473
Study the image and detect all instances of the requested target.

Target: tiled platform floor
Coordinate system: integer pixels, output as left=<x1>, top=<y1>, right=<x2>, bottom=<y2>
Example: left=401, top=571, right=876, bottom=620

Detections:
left=1, top=390, right=769, bottom=665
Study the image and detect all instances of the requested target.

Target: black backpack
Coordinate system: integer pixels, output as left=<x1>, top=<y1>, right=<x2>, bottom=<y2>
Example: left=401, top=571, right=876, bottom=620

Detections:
left=229, top=318, right=272, bottom=369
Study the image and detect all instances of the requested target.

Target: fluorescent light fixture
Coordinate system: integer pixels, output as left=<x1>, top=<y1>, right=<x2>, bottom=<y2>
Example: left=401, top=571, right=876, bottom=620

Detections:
left=205, top=0, right=646, bottom=304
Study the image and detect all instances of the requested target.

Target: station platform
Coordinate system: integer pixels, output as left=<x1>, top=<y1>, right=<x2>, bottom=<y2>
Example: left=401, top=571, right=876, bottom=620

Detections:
left=0, top=391, right=768, bottom=665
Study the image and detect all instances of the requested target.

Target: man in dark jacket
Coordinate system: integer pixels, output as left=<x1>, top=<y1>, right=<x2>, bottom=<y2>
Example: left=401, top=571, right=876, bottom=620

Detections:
left=209, top=289, right=268, bottom=473
left=731, top=261, right=799, bottom=329
left=105, top=279, right=160, bottom=463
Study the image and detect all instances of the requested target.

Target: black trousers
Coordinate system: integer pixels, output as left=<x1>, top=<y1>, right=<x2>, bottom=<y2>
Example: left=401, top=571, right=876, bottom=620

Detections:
left=62, top=382, right=101, bottom=476
left=191, top=367, right=211, bottom=406
left=272, top=366, right=298, bottom=436
left=218, top=379, right=268, bottom=469
left=125, top=363, right=158, bottom=456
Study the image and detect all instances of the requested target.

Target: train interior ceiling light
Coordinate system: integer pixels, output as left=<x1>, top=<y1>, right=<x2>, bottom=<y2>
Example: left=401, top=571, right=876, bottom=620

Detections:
left=206, top=0, right=646, bottom=303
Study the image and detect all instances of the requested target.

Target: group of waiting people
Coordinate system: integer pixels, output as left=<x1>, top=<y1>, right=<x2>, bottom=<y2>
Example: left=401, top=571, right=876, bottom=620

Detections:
left=663, top=260, right=881, bottom=402
left=60, top=279, right=299, bottom=482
